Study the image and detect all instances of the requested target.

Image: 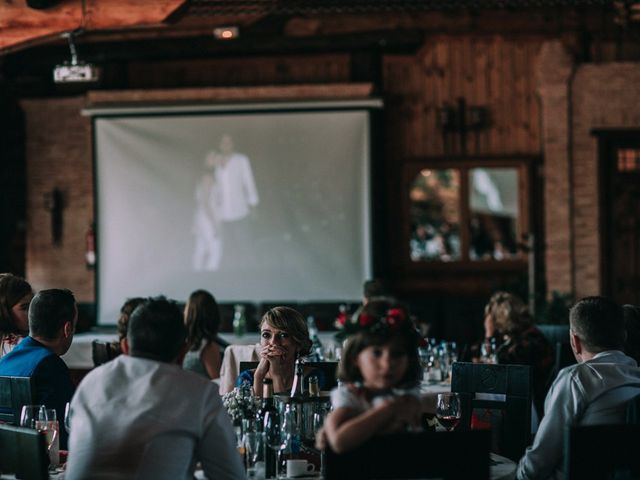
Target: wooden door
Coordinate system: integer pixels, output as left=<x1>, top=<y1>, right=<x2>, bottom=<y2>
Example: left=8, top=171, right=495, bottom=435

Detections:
left=600, top=133, right=640, bottom=305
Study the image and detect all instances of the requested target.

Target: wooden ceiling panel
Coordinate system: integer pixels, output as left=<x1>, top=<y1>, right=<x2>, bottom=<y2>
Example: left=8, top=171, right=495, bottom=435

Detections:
left=0, top=0, right=187, bottom=54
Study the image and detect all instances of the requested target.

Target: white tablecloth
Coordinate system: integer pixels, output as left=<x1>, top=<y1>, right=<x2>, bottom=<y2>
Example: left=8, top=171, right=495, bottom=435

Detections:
left=61, top=331, right=338, bottom=369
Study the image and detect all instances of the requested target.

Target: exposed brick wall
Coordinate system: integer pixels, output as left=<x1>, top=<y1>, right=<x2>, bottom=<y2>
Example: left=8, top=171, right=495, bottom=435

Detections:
left=21, top=96, right=95, bottom=302
left=571, top=63, right=640, bottom=297
left=537, top=41, right=575, bottom=298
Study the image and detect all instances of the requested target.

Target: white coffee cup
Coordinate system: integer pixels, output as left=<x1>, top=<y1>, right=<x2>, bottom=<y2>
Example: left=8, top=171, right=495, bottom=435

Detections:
left=286, top=459, right=315, bottom=477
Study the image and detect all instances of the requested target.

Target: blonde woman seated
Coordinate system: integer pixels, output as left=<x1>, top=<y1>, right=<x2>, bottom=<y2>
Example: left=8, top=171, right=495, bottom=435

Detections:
left=236, top=306, right=326, bottom=396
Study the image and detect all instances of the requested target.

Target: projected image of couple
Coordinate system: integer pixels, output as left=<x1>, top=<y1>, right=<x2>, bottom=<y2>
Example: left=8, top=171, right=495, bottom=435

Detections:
left=192, top=134, right=259, bottom=271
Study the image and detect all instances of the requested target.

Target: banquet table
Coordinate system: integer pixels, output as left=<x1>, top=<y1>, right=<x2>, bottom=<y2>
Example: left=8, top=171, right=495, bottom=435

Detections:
left=61, top=331, right=338, bottom=369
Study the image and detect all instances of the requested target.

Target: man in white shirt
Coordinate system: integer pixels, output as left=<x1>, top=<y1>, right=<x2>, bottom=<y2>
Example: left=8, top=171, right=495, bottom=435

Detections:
left=516, top=296, right=640, bottom=480
left=66, top=296, right=244, bottom=480
left=215, top=133, right=259, bottom=223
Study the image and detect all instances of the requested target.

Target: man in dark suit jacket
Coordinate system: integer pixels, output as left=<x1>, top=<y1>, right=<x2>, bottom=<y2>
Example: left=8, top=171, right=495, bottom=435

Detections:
left=0, top=288, right=77, bottom=448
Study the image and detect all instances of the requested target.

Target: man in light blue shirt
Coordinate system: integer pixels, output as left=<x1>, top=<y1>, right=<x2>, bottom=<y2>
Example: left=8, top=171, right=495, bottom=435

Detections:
left=517, top=296, right=640, bottom=479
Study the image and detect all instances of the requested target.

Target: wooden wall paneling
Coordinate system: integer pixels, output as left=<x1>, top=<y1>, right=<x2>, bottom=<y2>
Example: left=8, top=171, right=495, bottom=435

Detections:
left=474, top=37, right=490, bottom=155
left=434, top=38, right=450, bottom=157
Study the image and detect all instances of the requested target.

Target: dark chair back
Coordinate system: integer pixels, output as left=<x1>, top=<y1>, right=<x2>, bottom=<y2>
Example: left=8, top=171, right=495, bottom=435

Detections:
left=91, top=339, right=120, bottom=367
left=626, top=393, right=640, bottom=424
left=325, top=430, right=490, bottom=480
left=0, top=423, right=49, bottom=480
left=239, top=361, right=338, bottom=390
left=565, top=424, right=640, bottom=480
left=452, top=362, right=532, bottom=461
left=0, top=375, right=36, bottom=424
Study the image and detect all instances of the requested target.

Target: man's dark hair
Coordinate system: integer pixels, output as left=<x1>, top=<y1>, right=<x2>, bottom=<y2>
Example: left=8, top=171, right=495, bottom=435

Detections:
left=363, top=279, right=387, bottom=301
left=570, top=296, right=626, bottom=352
left=127, top=296, right=186, bottom=362
left=29, top=289, right=76, bottom=340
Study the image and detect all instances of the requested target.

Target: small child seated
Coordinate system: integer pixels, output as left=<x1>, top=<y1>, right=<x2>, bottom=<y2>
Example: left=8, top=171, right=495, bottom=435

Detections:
left=323, top=300, right=427, bottom=453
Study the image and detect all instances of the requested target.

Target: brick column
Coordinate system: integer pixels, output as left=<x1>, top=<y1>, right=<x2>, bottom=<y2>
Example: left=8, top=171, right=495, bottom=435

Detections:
left=536, top=40, right=575, bottom=297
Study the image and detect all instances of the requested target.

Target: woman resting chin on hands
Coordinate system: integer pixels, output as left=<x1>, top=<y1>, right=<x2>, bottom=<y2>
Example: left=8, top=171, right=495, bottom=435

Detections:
left=235, top=306, right=313, bottom=396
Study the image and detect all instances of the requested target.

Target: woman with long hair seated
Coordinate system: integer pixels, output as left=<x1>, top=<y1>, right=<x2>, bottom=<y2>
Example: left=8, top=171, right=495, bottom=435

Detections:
left=0, top=273, right=33, bottom=358
left=237, top=306, right=324, bottom=396
left=183, top=289, right=224, bottom=379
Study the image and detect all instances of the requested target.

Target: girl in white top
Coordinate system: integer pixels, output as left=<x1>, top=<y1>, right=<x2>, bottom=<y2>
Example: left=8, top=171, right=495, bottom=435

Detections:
left=0, top=273, right=33, bottom=358
left=324, top=300, right=426, bottom=453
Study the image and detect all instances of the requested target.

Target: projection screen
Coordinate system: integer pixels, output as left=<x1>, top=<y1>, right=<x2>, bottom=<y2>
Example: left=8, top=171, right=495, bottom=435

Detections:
left=90, top=102, right=377, bottom=325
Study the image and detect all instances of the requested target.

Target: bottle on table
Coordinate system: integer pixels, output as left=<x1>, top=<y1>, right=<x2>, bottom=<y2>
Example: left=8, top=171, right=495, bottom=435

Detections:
left=257, top=379, right=279, bottom=479
left=308, top=376, right=320, bottom=397
left=290, top=356, right=306, bottom=399
left=278, top=403, right=302, bottom=479
left=233, top=304, right=247, bottom=337
left=306, top=316, right=324, bottom=361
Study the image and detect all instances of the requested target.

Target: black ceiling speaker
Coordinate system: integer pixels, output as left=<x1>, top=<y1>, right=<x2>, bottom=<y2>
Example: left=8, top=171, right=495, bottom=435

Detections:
left=26, top=0, right=61, bottom=9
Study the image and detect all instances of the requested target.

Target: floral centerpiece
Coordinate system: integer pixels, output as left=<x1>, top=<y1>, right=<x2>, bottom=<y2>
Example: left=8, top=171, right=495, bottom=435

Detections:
left=222, top=381, right=261, bottom=425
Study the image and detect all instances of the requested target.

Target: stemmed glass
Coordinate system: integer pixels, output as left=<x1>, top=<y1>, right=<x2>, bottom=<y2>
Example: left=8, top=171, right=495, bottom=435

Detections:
left=64, top=402, right=72, bottom=433
left=20, top=405, right=59, bottom=465
left=263, top=410, right=281, bottom=478
left=436, top=392, right=461, bottom=432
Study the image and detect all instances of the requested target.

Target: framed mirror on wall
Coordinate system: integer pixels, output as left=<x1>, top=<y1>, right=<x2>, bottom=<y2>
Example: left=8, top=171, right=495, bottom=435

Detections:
left=402, top=158, right=531, bottom=271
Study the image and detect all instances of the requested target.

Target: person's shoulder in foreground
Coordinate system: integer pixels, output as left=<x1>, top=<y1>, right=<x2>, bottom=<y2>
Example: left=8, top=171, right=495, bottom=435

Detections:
left=65, top=296, right=244, bottom=480
left=516, top=296, right=640, bottom=480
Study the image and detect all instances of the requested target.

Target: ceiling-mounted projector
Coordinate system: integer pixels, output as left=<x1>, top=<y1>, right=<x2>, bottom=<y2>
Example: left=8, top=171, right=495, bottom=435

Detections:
left=53, top=31, right=99, bottom=84
left=54, top=63, right=99, bottom=83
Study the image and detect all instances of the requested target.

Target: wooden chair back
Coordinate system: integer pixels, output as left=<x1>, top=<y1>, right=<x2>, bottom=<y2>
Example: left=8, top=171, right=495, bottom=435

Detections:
left=325, top=429, right=490, bottom=480
left=451, top=361, right=532, bottom=461
left=91, top=339, right=120, bottom=367
left=565, top=424, right=640, bottom=479
left=0, top=375, right=36, bottom=424
left=0, top=423, right=49, bottom=479
left=238, top=361, right=338, bottom=390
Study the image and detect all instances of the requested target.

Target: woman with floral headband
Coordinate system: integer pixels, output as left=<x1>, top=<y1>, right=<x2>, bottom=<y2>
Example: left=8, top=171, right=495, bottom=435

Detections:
left=323, top=299, right=430, bottom=453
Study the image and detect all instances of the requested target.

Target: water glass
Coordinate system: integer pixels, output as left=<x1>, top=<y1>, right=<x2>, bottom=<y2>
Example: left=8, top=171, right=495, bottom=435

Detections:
left=244, top=431, right=264, bottom=478
left=64, top=402, right=72, bottom=433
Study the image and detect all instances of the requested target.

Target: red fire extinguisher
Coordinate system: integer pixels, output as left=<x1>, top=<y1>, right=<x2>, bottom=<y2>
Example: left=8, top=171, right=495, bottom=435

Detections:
left=85, top=223, right=96, bottom=269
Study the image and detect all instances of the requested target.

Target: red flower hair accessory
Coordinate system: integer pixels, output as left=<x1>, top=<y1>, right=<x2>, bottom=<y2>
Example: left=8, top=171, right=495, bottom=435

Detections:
left=385, top=308, right=406, bottom=329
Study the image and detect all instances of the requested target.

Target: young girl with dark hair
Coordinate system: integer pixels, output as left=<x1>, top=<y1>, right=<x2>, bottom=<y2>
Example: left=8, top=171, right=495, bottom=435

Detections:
left=0, top=273, right=33, bottom=358
left=324, top=300, right=427, bottom=453
left=183, top=289, right=223, bottom=379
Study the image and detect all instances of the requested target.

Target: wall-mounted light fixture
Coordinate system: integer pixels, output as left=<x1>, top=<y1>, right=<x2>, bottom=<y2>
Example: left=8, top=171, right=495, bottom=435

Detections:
left=213, top=26, right=239, bottom=40
left=437, top=98, right=490, bottom=155
left=44, top=188, right=65, bottom=246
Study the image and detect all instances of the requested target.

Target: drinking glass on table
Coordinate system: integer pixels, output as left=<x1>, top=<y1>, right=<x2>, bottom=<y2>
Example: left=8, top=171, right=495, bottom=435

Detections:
left=64, top=401, right=72, bottom=433
left=20, top=405, right=60, bottom=467
left=436, top=392, right=461, bottom=432
left=263, top=410, right=281, bottom=479
left=244, top=431, right=264, bottom=478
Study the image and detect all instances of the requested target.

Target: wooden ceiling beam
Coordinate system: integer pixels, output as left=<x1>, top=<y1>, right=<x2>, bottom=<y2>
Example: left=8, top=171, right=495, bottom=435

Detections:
left=0, top=0, right=187, bottom=54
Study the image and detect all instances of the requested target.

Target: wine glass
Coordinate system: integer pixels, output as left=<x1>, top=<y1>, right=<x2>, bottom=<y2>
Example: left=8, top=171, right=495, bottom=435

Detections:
left=263, top=410, right=281, bottom=451
left=436, top=392, right=461, bottom=432
left=64, top=402, right=72, bottom=433
left=19, top=404, right=46, bottom=429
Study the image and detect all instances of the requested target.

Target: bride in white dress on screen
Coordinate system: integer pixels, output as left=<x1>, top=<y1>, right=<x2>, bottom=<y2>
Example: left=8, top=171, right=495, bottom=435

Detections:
left=192, top=151, right=222, bottom=271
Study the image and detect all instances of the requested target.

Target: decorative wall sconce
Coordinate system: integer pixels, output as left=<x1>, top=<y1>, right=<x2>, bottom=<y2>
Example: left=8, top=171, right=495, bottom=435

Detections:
left=437, top=97, right=490, bottom=155
left=44, top=188, right=65, bottom=246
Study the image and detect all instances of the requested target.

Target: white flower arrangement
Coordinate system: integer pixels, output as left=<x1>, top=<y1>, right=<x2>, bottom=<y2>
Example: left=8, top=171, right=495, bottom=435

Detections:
left=222, top=381, right=261, bottom=423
